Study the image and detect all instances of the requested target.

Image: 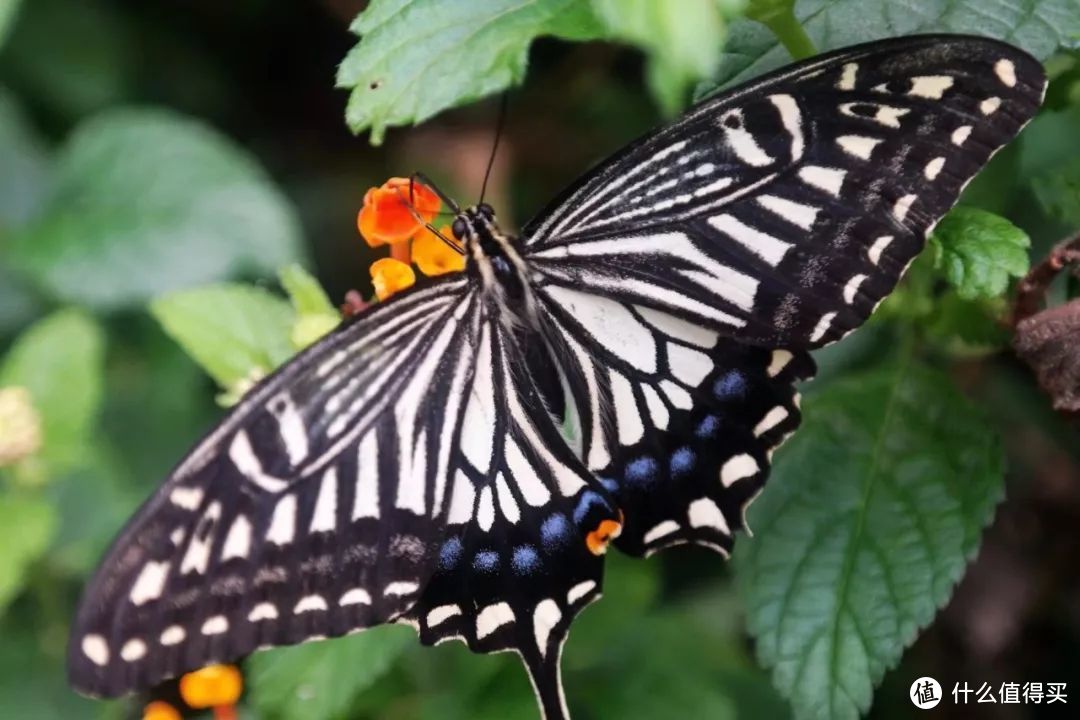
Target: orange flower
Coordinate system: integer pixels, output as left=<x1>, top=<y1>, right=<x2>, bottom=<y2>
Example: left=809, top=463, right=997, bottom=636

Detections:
left=370, top=257, right=416, bottom=301
left=357, top=177, right=441, bottom=247
left=413, top=225, right=466, bottom=276
left=143, top=701, right=182, bottom=720
left=179, top=664, right=243, bottom=710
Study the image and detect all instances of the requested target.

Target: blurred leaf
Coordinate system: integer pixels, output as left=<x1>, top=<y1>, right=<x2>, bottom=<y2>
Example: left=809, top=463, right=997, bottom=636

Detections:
left=736, top=362, right=1003, bottom=720
left=930, top=207, right=1030, bottom=300
left=0, top=265, right=40, bottom=337
left=101, top=316, right=218, bottom=486
left=150, top=283, right=294, bottom=393
left=704, top=0, right=1079, bottom=94
left=0, top=86, right=50, bottom=232
left=1018, top=103, right=1080, bottom=225
left=923, top=292, right=1009, bottom=356
left=575, top=586, right=789, bottom=720
left=247, top=626, right=414, bottom=720
left=590, top=0, right=734, bottom=115
left=1030, top=157, right=1080, bottom=225
left=8, top=108, right=302, bottom=310
left=0, top=309, right=105, bottom=471
left=0, top=0, right=134, bottom=120
left=564, top=552, right=660, bottom=667
left=46, top=443, right=137, bottom=576
left=0, top=0, right=21, bottom=49
left=0, top=492, right=56, bottom=615
left=338, top=0, right=605, bottom=144
left=279, top=264, right=340, bottom=350
left=0, top=611, right=117, bottom=720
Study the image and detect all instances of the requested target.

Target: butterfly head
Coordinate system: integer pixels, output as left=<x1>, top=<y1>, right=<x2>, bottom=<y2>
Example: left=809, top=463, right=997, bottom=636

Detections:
left=451, top=203, right=501, bottom=249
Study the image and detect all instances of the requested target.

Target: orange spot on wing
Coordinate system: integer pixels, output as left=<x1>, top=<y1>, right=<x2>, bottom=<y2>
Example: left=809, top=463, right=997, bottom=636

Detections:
left=586, top=517, right=623, bottom=555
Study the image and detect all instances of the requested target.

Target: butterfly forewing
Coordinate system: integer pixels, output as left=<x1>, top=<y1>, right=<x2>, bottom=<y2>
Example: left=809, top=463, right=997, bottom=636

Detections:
left=69, top=278, right=482, bottom=696
left=525, top=35, right=1045, bottom=348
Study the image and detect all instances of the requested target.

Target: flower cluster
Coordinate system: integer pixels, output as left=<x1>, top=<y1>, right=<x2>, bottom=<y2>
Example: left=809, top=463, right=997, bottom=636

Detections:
left=357, top=177, right=464, bottom=301
left=143, top=664, right=242, bottom=720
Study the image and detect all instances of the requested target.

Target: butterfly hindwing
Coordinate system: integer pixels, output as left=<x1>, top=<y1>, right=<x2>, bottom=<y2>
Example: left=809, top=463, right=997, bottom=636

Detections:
left=537, top=289, right=814, bottom=556
left=405, top=304, right=620, bottom=720
left=525, top=35, right=1045, bottom=348
left=69, top=278, right=482, bottom=697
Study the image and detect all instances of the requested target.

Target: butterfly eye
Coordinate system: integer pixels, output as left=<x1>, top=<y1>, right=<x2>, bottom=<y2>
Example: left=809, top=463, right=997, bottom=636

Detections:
left=478, top=202, right=495, bottom=218
left=451, top=217, right=468, bottom=239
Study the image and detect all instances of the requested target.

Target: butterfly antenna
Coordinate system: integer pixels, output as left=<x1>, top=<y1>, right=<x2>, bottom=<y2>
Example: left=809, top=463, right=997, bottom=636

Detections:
left=394, top=184, right=465, bottom=256
left=479, top=92, right=509, bottom=205
left=411, top=171, right=461, bottom=214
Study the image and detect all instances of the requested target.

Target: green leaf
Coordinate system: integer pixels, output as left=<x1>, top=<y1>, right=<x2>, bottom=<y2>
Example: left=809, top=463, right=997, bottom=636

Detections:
left=150, top=283, right=295, bottom=394
left=735, top=361, right=1004, bottom=720
left=568, top=578, right=790, bottom=719
left=703, top=0, right=1080, bottom=95
left=0, top=492, right=56, bottom=615
left=0, top=309, right=105, bottom=471
left=8, top=108, right=303, bottom=310
left=743, top=0, right=818, bottom=60
left=150, top=283, right=294, bottom=396
left=246, top=626, right=414, bottom=720
left=338, top=0, right=606, bottom=144
left=46, top=443, right=139, bottom=576
left=923, top=292, right=1010, bottom=356
left=1018, top=104, right=1080, bottom=225
left=279, top=264, right=341, bottom=350
left=0, top=611, right=118, bottom=719
left=0, top=0, right=133, bottom=121
left=0, top=86, right=51, bottom=232
left=930, top=207, right=1030, bottom=300
left=0, top=0, right=21, bottom=49
left=564, top=552, right=660, bottom=667
left=590, top=0, right=735, bottom=115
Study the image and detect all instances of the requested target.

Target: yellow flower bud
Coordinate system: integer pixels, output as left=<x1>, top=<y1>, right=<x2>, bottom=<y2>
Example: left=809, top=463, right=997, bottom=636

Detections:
left=370, top=257, right=416, bottom=301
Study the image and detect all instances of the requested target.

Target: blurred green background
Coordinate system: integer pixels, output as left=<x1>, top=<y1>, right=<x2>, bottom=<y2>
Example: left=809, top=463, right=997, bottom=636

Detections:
left=1, top=1, right=1079, bottom=719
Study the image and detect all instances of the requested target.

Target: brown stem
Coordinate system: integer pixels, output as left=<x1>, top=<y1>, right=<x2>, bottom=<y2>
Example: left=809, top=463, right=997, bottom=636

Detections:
left=1011, top=232, right=1080, bottom=326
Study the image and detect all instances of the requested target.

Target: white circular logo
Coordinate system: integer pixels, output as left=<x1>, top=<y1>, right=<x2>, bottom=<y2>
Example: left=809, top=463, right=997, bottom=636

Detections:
left=910, top=677, right=942, bottom=709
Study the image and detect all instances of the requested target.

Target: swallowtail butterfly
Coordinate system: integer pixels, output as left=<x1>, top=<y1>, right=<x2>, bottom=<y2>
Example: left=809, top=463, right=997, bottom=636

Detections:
left=70, top=35, right=1045, bottom=719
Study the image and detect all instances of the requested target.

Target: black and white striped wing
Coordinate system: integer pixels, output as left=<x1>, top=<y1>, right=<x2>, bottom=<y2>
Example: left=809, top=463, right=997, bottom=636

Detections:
left=69, top=277, right=482, bottom=697
left=537, top=293, right=815, bottom=557
left=525, top=35, right=1045, bottom=347
left=403, top=309, right=621, bottom=720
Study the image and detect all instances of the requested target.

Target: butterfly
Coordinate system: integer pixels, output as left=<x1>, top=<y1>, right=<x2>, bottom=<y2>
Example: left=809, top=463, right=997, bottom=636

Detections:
left=69, top=34, right=1044, bottom=719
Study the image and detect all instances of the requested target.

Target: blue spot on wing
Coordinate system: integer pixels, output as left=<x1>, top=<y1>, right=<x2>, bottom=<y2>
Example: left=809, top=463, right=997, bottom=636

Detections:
left=573, top=490, right=605, bottom=525
left=714, top=370, right=747, bottom=399
left=473, top=550, right=499, bottom=572
left=598, top=477, right=619, bottom=495
left=670, top=447, right=695, bottom=476
left=512, top=545, right=540, bottom=574
left=696, top=415, right=720, bottom=438
left=439, top=537, right=462, bottom=570
left=625, top=456, right=658, bottom=487
left=541, top=513, right=571, bottom=550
